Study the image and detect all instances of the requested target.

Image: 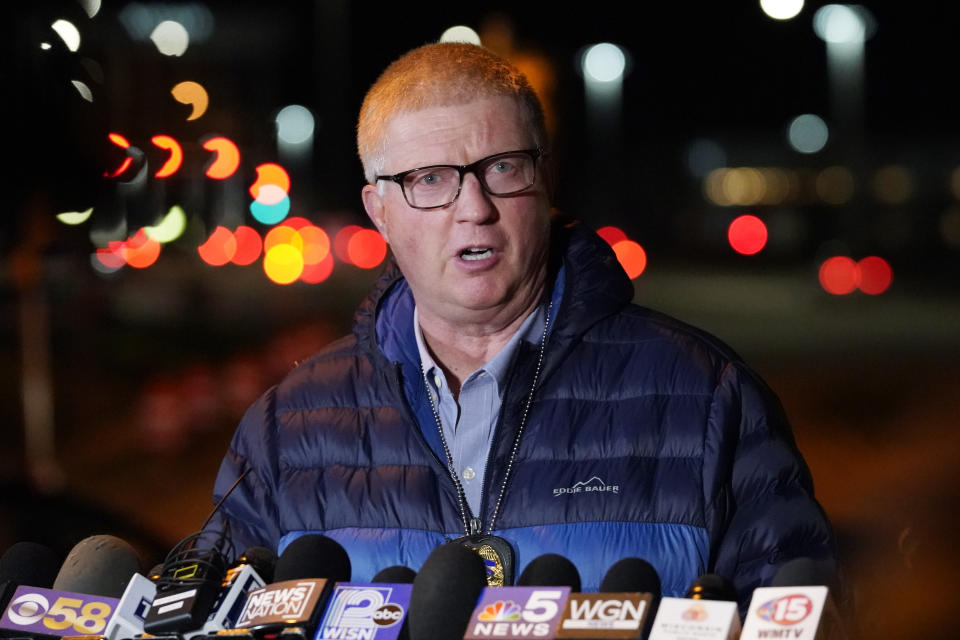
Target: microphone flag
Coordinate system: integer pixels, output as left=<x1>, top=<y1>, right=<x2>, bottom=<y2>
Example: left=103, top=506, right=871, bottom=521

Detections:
left=647, top=597, right=740, bottom=640
left=463, top=586, right=570, bottom=640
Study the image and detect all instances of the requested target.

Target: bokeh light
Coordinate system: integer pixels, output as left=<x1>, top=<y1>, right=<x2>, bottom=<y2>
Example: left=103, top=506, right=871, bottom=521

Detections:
left=151, top=135, right=183, bottom=177
left=301, top=254, right=335, bottom=284
left=298, top=225, right=331, bottom=266
left=276, top=105, right=315, bottom=145
left=171, top=81, right=209, bottom=120
left=347, top=229, right=388, bottom=269
left=857, top=256, right=893, bottom=295
left=144, top=205, right=187, bottom=243
left=728, top=215, right=768, bottom=255
left=816, top=166, right=855, bottom=204
left=819, top=256, right=859, bottom=295
left=596, top=226, right=628, bottom=246
left=71, top=80, right=93, bottom=103
left=231, top=226, right=263, bottom=266
left=263, top=244, right=304, bottom=285
left=57, top=208, right=94, bottom=225
left=760, top=0, right=804, bottom=20
left=264, top=225, right=303, bottom=254
left=150, top=20, right=189, bottom=56
left=249, top=197, right=291, bottom=225
left=872, top=165, right=914, bottom=204
left=611, top=240, right=647, bottom=279
left=582, top=43, right=626, bottom=82
left=440, top=25, right=481, bottom=45
left=334, top=225, right=362, bottom=264
left=124, top=230, right=162, bottom=269
left=51, top=20, right=81, bottom=52
left=787, top=114, right=829, bottom=154
left=250, top=163, right=291, bottom=201
left=197, top=226, right=237, bottom=266
left=202, top=137, right=241, bottom=179
left=106, top=132, right=133, bottom=178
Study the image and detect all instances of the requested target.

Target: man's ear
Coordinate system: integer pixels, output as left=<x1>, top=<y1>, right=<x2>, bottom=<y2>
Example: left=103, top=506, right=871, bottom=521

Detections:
left=361, top=184, right=390, bottom=244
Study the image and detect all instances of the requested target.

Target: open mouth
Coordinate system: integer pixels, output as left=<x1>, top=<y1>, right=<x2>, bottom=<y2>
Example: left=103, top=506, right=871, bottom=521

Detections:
left=460, top=247, right=493, bottom=261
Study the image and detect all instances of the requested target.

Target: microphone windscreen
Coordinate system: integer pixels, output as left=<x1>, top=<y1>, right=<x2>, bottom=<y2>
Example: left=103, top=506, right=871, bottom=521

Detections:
left=408, top=542, right=487, bottom=640
left=274, top=534, right=351, bottom=582
left=599, top=557, right=662, bottom=599
left=372, top=565, right=417, bottom=584
left=771, top=557, right=839, bottom=591
left=685, top=573, right=736, bottom=601
left=237, top=545, right=277, bottom=583
left=53, top=535, right=142, bottom=598
left=0, top=542, right=61, bottom=588
left=517, top=553, right=581, bottom=591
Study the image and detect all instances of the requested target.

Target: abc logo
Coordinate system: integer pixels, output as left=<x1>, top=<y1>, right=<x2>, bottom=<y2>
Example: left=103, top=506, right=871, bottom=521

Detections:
left=372, top=603, right=404, bottom=627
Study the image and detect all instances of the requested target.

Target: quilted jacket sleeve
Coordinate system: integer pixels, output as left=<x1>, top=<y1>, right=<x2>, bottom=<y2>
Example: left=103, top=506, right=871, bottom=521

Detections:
left=705, top=361, right=838, bottom=610
left=205, top=387, right=285, bottom=558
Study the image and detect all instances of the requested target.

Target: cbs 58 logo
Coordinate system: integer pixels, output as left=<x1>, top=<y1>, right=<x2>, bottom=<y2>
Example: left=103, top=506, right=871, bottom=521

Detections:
left=5, top=591, right=114, bottom=635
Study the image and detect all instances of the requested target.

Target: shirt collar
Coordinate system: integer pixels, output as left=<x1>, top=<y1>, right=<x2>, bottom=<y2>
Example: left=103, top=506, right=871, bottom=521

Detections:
left=414, top=303, right=548, bottom=392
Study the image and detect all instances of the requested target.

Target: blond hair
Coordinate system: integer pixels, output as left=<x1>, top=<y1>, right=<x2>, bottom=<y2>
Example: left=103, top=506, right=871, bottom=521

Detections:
left=357, top=42, right=548, bottom=184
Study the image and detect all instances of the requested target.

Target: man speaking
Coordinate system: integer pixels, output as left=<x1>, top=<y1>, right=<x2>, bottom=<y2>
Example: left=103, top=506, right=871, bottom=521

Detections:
left=208, top=42, right=837, bottom=608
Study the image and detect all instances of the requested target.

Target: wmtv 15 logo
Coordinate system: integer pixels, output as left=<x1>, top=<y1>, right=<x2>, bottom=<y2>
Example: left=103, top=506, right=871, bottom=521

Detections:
left=0, top=586, right=118, bottom=636
left=756, top=594, right=813, bottom=625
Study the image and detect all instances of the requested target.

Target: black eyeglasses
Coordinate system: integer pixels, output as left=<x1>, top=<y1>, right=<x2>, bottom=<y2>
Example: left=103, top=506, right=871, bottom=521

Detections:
left=375, top=148, right=543, bottom=210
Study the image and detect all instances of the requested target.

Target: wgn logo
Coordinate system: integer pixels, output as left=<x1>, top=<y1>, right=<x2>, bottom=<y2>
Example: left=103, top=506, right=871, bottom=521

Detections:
left=318, top=586, right=405, bottom=640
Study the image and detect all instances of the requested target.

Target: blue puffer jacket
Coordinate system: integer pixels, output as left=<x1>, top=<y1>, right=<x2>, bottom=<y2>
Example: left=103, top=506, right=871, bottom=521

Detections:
left=209, top=219, right=837, bottom=609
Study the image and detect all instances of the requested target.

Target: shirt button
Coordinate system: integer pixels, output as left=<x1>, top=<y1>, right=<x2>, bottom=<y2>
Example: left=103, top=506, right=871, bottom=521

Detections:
left=433, top=373, right=442, bottom=388
left=462, top=467, right=476, bottom=481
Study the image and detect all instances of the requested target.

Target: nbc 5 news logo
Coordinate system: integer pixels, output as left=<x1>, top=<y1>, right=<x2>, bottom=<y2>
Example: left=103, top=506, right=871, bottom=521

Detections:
left=317, top=585, right=408, bottom=640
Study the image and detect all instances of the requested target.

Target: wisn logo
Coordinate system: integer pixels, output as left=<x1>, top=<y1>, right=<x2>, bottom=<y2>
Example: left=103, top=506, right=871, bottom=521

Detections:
left=552, top=476, right=620, bottom=498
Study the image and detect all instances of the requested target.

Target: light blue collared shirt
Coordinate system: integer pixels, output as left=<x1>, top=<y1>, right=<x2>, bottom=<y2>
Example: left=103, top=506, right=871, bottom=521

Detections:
left=414, top=304, right=547, bottom=518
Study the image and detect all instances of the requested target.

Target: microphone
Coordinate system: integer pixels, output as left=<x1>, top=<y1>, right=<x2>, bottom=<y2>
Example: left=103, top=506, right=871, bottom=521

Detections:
left=553, top=557, right=660, bottom=639
left=0, top=542, right=61, bottom=612
left=1, top=535, right=139, bottom=639
left=647, top=574, right=740, bottom=640
left=517, top=554, right=581, bottom=592
left=372, top=566, right=417, bottom=584
left=195, top=546, right=274, bottom=635
left=407, top=541, right=487, bottom=640
left=230, top=534, right=350, bottom=638
left=740, top=557, right=847, bottom=640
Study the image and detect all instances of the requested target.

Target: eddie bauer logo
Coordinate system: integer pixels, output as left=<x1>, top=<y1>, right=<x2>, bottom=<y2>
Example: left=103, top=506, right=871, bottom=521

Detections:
left=553, top=476, right=620, bottom=498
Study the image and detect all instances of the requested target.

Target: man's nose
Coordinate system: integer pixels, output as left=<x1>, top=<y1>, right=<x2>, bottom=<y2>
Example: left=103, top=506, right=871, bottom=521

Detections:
left=453, top=171, right=497, bottom=223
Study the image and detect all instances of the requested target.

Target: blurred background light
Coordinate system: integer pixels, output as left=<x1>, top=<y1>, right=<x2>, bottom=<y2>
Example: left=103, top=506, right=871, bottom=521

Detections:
left=151, top=135, right=183, bottom=177
left=56, top=209, right=94, bottom=226
left=119, top=3, right=214, bottom=42
left=816, top=166, right=855, bottom=204
left=298, top=225, right=331, bottom=266
left=333, top=225, right=362, bottom=264
left=124, top=230, right=162, bottom=269
left=814, top=4, right=867, bottom=44
left=788, top=114, right=829, bottom=154
left=249, top=197, right=290, bottom=225
left=202, top=137, right=241, bottom=179
left=150, top=20, right=190, bottom=56
left=275, top=105, right=315, bottom=145
left=71, top=80, right=93, bottom=102
left=51, top=20, right=81, bottom=52
left=819, top=255, right=859, bottom=295
left=197, top=226, right=237, bottom=266
left=346, top=229, right=387, bottom=269
left=263, top=244, right=304, bottom=285
left=264, top=225, right=303, bottom=254
left=78, top=0, right=102, bottom=18
left=230, top=226, right=263, bottom=266
left=857, top=256, right=893, bottom=295
left=940, top=208, right=960, bottom=248
left=872, top=165, right=914, bottom=204
left=611, top=240, right=647, bottom=279
left=144, top=206, right=187, bottom=243
left=582, top=43, right=626, bottom=82
left=728, top=214, right=769, bottom=255
left=760, top=0, right=804, bottom=20
left=439, top=25, right=481, bottom=45
left=685, top=139, right=727, bottom=178
left=171, top=81, right=209, bottom=120
left=300, top=254, right=335, bottom=284
left=250, top=163, right=291, bottom=201
left=596, top=225, right=628, bottom=246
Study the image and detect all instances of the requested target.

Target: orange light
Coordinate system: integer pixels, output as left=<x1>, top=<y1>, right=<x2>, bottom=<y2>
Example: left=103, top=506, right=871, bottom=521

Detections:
left=596, top=226, right=628, bottom=247
left=611, top=240, right=647, bottom=279
left=334, top=225, right=362, bottom=264
left=298, top=225, right=331, bottom=265
left=95, top=246, right=125, bottom=269
left=281, top=216, right=313, bottom=231
left=728, top=214, right=768, bottom=256
left=857, top=256, right=893, bottom=295
left=231, top=226, right=262, bottom=266
left=197, top=226, right=237, bottom=266
left=819, top=256, right=858, bottom=295
left=249, top=163, right=291, bottom=202
left=347, top=229, right=387, bottom=269
left=151, top=135, right=183, bottom=178
left=264, top=225, right=303, bottom=253
left=124, top=230, right=162, bottom=268
left=106, top=132, right=133, bottom=177
left=202, top=136, right=241, bottom=179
